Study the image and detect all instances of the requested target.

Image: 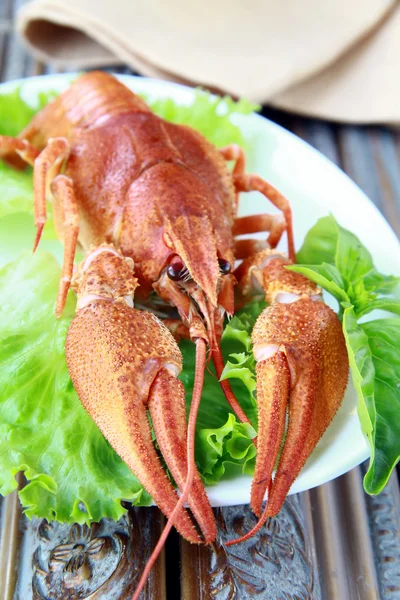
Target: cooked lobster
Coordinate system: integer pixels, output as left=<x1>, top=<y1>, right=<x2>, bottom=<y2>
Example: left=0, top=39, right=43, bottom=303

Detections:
left=0, top=72, right=349, bottom=598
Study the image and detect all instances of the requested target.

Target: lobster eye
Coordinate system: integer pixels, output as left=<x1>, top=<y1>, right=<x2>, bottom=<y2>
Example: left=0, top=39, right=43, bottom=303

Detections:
left=218, top=258, right=231, bottom=275
left=167, top=256, right=186, bottom=281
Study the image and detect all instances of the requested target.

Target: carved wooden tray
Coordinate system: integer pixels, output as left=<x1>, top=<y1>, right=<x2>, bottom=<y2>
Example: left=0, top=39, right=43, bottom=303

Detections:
left=1, top=464, right=399, bottom=599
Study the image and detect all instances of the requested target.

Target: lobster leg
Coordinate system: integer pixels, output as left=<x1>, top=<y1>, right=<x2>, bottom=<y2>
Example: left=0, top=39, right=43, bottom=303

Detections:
left=32, top=137, right=70, bottom=251
left=51, top=175, right=79, bottom=317
left=233, top=213, right=287, bottom=257
left=220, top=144, right=294, bottom=260
left=234, top=238, right=269, bottom=260
left=219, top=144, right=245, bottom=214
left=233, top=174, right=295, bottom=261
left=219, top=144, right=246, bottom=178
left=0, top=136, right=40, bottom=168
left=148, top=368, right=216, bottom=543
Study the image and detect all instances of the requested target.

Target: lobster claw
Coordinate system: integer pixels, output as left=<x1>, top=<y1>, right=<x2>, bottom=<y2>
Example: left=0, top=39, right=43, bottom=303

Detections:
left=65, top=246, right=216, bottom=544
left=238, top=251, right=349, bottom=519
left=251, top=296, right=349, bottom=517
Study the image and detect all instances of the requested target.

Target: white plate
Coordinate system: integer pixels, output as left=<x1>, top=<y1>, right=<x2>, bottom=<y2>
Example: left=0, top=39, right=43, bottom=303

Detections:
left=2, top=74, right=399, bottom=507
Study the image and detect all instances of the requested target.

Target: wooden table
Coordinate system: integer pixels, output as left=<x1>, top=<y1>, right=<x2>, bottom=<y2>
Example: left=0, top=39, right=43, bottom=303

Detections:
left=0, top=1, right=399, bottom=597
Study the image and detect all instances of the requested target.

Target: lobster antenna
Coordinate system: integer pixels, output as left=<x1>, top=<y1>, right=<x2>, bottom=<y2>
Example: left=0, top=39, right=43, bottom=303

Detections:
left=132, top=338, right=207, bottom=600
left=212, top=344, right=255, bottom=433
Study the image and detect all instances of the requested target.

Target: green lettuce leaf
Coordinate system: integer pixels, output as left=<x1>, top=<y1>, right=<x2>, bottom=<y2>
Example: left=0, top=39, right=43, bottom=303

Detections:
left=364, top=270, right=400, bottom=295
left=0, top=212, right=61, bottom=268
left=294, top=215, right=400, bottom=493
left=361, top=319, right=400, bottom=493
left=178, top=304, right=263, bottom=485
left=295, top=215, right=400, bottom=316
left=357, top=297, right=400, bottom=318
left=0, top=88, right=57, bottom=137
left=197, top=414, right=257, bottom=485
left=342, top=306, right=375, bottom=459
left=289, top=263, right=349, bottom=305
left=143, top=89, right=259, bottom=149
left=0, top=160, right=57, bottom=238
left=0, top=163, right=33, bottom=217
left=342, top=311, right=400, bottom=493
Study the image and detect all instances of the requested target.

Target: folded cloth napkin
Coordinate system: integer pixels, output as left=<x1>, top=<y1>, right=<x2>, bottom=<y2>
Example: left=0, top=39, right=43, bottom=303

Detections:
left=17, top=0, right=400, bottom=123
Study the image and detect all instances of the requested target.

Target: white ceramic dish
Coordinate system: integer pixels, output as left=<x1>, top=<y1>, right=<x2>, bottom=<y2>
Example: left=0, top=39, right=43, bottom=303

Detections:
left=2, top=73, right=399, bottom=508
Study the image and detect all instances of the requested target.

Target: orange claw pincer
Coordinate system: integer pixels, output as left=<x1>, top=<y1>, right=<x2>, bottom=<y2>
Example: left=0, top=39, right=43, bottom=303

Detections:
left=65, top=245, right=216, bottom=546
left=227, top=251, right=349, bottom=545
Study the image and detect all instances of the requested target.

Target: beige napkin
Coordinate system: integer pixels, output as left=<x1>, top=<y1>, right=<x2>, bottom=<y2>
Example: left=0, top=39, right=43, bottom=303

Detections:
left=17, top=0, right=400, bottom=123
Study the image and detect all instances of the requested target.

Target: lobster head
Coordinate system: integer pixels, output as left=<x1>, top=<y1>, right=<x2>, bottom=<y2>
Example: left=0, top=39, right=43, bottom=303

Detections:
left=154, top=214, right=235, bottom=346
left=153, top=211, right=250, bottom=430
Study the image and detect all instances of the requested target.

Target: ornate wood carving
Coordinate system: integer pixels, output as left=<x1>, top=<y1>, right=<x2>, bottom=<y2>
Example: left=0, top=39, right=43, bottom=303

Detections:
left=31, top=507, right=165, bottom=600
left=181, top=497, right=317, bottom=599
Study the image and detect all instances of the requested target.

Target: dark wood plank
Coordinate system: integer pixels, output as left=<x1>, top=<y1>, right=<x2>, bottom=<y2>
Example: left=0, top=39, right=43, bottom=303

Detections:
left=337, top=126, right=400, bottom=236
